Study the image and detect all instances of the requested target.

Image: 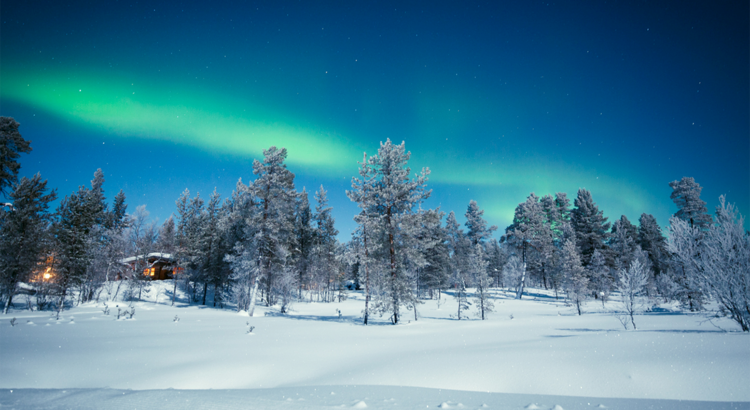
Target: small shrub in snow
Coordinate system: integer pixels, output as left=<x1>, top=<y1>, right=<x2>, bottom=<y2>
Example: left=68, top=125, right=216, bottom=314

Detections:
left=173, top=315, right=180, bottom=322
left=246, top=322, right=255, bottom=334
left=102, top=305, right=110, bottom=315
left=10, top=317, right=16, bottom=327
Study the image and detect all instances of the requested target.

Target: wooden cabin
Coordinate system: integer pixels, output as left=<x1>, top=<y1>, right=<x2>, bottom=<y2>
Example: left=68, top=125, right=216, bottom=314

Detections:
left=119, top=253, right=182, bottom=281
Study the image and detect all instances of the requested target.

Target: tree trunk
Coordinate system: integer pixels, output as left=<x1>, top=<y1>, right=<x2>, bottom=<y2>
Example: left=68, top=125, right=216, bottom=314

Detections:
left=248, top=278, right=259, bottom=317
left=202, top=282, right=207, bottom=305
left=172, top=277, right=178, bottom=306
left=516, top=245, right=527, bottom=300
left=3, top=283, right=15, bottom=314
left=387, top=206, right=398, bottom=325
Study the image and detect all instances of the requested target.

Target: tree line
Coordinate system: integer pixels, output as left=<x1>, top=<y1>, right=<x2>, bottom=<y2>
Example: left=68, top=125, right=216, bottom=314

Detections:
left=1, top=116, right=748, bottom=330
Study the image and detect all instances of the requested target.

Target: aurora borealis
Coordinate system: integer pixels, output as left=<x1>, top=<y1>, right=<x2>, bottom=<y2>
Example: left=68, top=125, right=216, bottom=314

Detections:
left=1, top=1, right=748, bottom=236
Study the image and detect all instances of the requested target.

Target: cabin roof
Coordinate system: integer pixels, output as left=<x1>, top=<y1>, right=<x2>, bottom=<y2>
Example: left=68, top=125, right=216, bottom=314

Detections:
left=120, top=253, right=175, bottom=265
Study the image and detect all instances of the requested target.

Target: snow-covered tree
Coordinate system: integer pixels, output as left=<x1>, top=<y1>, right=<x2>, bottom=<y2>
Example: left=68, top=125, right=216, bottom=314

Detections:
left=502, top=255, right=524, bottom=294
left=292, top=188, right=314, bottom=299
left=0, top=174, right=56, bottom=313
left=666, top=215, right=706, bottom=311
left=669, top=177, right=712, bottom=230
left=465, top=200, right=497, bottom=246
left=669, top=196, right=750, bottom=331
left=560, top=239, right=589, bottom=315
left=0, top=117, right=32, bottom=196
left=485, top=239, right=507, bottom=288
left=609, top=215, right=638, bottom=270
left=347, top=140, right=430, bottom=325
left=502, top=193, right=551, bottom=299
left=471, top=243, right=493, bottom=319
left=51, top=170, right=110, bottom=316
left=312, top=185, right=338, bottom=303
left=248, top=147, right=298, bottom=308
left=418, top=210, right=450, bottom=298
left=571, top=189, right=611, bottom=267
left=588, top=249, right=611, bottom=306
left=347, top=153, right=379, bottom=324
left=446, top=211, right=470, bottom=319
left=637, top=213, right=668, bottom=277
left=617, top=258, right=650, bottom=330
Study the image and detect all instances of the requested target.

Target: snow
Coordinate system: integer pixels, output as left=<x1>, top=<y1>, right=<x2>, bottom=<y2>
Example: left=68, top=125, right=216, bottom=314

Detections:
left=1, top=281, right=748, bottom=409
left=119, top=252, right=174, bottom=264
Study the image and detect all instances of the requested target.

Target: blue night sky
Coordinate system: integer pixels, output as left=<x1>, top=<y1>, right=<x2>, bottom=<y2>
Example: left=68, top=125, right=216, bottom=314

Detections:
left=1, top=1, right=748, bottom=237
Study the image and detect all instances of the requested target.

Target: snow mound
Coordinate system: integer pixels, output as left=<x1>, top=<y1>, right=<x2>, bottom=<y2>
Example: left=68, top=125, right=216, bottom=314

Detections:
left=437, top=402, right=451, bottom=408
left=525, top=404, right=541, bottom=410
left=352, top=400, right=367, bottom=408
left=551, top=405, right=564, bottom=410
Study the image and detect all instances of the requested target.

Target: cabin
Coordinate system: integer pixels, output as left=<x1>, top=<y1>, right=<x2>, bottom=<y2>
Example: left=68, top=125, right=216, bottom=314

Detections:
left=119, top=253, right=182, bottom=280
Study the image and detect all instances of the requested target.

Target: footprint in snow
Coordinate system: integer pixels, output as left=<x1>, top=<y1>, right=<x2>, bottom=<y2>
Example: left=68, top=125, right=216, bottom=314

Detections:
left=352, top=400, right=367, bottom=408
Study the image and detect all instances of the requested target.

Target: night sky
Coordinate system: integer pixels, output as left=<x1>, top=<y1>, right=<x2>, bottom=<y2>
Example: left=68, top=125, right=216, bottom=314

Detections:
left=2, top=1, right=748, bottom=238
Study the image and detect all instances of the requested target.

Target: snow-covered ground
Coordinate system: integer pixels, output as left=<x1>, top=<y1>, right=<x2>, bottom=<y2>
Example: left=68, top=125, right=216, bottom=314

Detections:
left=1, top=282, right=748, bottom=409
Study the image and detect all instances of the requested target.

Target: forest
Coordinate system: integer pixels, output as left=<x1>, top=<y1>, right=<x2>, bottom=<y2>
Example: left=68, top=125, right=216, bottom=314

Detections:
left=1, top=115, right=749, bottom=332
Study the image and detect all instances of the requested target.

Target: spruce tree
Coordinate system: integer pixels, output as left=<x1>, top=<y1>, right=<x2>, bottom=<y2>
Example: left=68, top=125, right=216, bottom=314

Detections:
left=293, top=189, right=314, bottom=299
left=637, top=213, right=668, bottom=276
left=570, top=189, right=611, bottom=267
left=248, top=147, right=297, bottom=308
left=610, top=215, right=638, bottom=270
left=0, top=174, right=56, bottom=313
left=313, top=185, right=338, bottom=303
left=669, top=177, right=712, bottom=230
left=560, top=239, right=589, bottom=315
left=471, top=243, right=493, bottom=319
left=446, top=211, right=470, bottom=319
left=0, top=117, right=32, bottom=196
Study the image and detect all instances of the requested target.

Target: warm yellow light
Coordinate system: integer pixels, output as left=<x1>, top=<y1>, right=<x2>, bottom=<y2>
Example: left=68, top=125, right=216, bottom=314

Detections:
left=43, top=273, right=51, bottom=279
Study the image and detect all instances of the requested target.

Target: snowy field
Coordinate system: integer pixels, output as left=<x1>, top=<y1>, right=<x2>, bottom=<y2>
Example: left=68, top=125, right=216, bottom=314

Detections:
left=1, top=282, right=748, bottom=410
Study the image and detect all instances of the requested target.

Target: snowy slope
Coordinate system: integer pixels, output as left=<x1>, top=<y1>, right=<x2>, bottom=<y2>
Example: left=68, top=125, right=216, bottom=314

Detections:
left=1, top=282, right=748, bottom=409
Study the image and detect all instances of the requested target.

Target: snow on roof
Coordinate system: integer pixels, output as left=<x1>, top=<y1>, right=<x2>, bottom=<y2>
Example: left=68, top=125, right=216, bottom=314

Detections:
left=119, top=252, right=175, bottom=264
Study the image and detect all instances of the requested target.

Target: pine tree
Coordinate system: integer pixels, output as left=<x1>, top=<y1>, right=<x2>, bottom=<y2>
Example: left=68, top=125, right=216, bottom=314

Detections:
left=465, top=200, right=497, bottom=246
left=485, top=239, right=507, bottom=288
left=588, top=249, right=611, bottom=306
left=610, top=215, right=638, bottom=270
left=0, top=117, right=32, bottom=196
left=502, top=193, right=551, bottom=299
left=560, top=239, right=589, bottom=315
left=248, top=147, right=297, bottom=309
left=446, top=211, right=470, bottom=319
left=637, top=213, right=668, bottom=277
left=571, top=189, right=611, bottom=267
left=669, top=177, right=712, bottom=230
left=471, top=243, right=493, bottom=320
left=419, top=210, right=450, bottom=298
left=293, top=188, right=314, bottom=299
left=349, top=140, right=430, bottom=324
left=311, top=186, right=338, bottom=303
left=52, top=170, right=111, bottom=315
left=0, top=174, right=56, bottom=313
left=347, top=152, right=379, bottom=324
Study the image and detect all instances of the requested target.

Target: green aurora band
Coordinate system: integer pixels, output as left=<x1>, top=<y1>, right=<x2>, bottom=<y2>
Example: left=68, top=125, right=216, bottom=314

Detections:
left=2, top=67, right=654, bottom=227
